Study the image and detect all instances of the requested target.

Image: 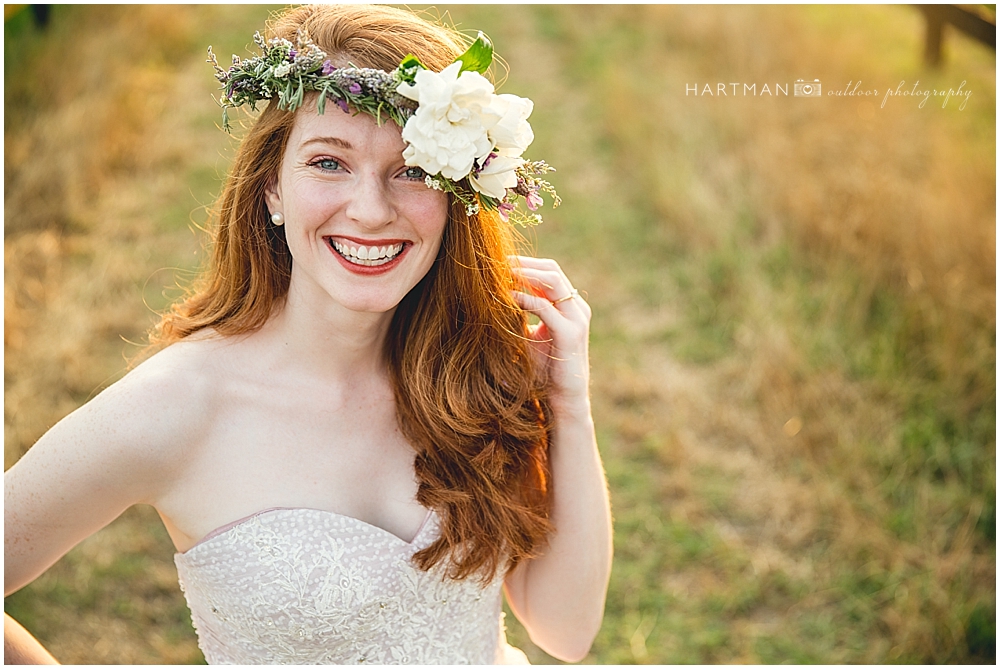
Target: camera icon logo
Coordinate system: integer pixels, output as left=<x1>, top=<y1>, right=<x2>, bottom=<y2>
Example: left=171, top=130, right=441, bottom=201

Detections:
left=794, top=79, right=822, bottom=97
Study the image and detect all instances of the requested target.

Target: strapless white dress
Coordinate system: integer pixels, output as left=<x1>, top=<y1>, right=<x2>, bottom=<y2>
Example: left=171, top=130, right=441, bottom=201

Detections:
left=174, top=507, right=529, bottom=664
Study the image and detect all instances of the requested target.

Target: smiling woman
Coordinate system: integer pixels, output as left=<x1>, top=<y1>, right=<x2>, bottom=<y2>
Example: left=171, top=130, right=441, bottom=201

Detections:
left=4, top=4, right=612, bottom=665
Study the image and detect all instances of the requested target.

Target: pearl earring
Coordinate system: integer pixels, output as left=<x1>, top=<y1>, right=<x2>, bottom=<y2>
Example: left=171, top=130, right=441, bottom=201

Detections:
left=271, top=212, right=284, bottom=226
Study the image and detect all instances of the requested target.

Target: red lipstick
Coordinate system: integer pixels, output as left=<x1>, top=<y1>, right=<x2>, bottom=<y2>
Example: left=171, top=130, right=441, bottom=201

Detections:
left=325, top=236, right=410, bottom=276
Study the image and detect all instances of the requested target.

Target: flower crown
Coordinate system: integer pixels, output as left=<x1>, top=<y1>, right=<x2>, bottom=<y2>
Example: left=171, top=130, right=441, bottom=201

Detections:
left=208, top=30, right=560, bottom=225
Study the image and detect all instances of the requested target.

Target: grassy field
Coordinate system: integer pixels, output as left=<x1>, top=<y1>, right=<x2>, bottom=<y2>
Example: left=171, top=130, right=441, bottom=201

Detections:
left=4, top=4, right=995, bottom=664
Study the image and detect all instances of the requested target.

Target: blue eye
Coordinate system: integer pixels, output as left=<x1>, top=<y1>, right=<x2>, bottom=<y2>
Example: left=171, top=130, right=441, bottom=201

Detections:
left=311, top=158, right=342, bottom=172
left=403, top=166, right=427, bottom=180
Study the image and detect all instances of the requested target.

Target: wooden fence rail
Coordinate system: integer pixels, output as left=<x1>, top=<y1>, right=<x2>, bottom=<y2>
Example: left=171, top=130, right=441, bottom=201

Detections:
left=915, top=4, right=996, bottom=66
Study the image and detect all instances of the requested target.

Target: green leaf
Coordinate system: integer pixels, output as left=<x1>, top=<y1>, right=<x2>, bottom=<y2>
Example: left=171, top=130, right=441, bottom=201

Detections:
left=399, top=54, right=424, bottom=70
left=455, top=32, right=493, bottom=74
left=316, top=87, right=328, bottom=115
left=397, top=54, right=425, bottom=84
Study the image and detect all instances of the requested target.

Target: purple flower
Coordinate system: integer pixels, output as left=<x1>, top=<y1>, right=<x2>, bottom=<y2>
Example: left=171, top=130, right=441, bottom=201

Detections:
left=473, top=152, right=498, bottom=177
left=321, top=60, right=335, bottom=75
left=348, top=82, right=362, bottom=95
left=498, top=202, right=515, bottom=222
left=336, top=98, right=350, bottom=114
left=526, top=191, right=543, bottom=211
left=289, top=49, right=297, bottom=61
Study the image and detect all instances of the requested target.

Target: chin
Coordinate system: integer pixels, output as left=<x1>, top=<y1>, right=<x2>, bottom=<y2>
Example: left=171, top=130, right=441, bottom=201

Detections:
left=333, top=291, right=409, bottom=315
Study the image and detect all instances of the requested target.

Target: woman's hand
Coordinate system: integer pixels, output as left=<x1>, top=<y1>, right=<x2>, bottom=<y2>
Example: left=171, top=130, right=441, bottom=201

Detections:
left=509, top=256, right=593, bottom=416
left=506, top=255, right=610, bottom=662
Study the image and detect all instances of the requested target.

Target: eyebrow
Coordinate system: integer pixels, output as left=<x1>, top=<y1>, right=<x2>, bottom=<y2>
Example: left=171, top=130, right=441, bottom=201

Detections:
left=301, top=136, right=354, bottom=150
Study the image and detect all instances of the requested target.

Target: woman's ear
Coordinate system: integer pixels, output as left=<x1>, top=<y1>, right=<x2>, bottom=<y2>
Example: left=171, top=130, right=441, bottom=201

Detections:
left=264, top=178, right=282, bottom=216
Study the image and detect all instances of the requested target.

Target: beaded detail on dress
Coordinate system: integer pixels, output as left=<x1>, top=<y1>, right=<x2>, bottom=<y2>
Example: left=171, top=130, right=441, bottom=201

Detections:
left=174, top=508, right=527, bottom=665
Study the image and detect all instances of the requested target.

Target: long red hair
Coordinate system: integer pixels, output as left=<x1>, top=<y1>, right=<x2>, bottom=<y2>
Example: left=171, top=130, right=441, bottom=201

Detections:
left=150, top=4, right=552, bottom=581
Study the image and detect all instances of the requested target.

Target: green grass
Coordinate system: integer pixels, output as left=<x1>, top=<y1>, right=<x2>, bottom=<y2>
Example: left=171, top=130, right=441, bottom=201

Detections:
left=5, top=4, right=995, bottom=665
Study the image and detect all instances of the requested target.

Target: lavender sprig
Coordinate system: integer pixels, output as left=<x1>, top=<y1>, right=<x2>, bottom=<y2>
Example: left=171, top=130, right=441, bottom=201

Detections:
left=208, top=30, right=417, bottom=132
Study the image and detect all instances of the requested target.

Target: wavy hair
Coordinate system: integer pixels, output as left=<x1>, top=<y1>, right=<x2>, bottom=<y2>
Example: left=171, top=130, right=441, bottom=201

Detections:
left=150, top=4, right=552, bottom=581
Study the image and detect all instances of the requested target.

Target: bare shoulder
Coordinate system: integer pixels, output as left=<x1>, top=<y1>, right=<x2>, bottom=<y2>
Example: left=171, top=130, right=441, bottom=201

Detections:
left=81, top=335, right=233, bottom=454
left=4, top=333, right=245, bottom=594
left=8, top=333, right=242, bottom=498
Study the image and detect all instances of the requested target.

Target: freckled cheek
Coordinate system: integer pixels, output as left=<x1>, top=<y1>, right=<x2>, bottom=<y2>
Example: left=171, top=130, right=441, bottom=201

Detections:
left=406, top=198, right=449, bottom=245
left=286, top=181, right=348, bottom=222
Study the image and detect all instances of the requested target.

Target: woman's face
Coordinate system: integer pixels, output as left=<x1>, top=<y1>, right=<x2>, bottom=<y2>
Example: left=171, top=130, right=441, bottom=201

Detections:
left=266, top=101, right=449, bottom=316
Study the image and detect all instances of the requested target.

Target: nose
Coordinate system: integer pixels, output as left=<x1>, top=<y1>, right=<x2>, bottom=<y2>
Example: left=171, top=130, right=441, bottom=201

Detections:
left=345, top=170, right=396, bottom=230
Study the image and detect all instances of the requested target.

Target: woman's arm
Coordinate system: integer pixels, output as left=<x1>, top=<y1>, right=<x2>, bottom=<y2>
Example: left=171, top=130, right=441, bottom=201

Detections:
left=5, top=363, right=190, bottom=595
left=4, top=356, right=203, bottom=662
left=4, top=613, right=59, bottom=664
left=505, top=256, right=613, bottom=662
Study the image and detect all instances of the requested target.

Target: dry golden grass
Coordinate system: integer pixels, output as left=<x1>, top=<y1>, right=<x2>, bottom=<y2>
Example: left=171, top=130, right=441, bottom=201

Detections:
left=5, top=5, right=273, bottom=662
left=5, top=4, right=994, bottom=664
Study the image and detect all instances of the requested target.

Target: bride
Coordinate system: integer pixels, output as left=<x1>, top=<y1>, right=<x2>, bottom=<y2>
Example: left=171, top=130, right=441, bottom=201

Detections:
left=4, top=4, right=612, bottom=664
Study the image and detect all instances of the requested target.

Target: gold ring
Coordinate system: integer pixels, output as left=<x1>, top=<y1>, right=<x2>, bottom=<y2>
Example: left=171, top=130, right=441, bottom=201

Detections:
left=551, top=288, right=580, bottom=305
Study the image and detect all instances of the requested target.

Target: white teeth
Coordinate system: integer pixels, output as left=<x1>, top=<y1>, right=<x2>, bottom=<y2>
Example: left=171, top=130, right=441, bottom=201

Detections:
left=331, top=241, right=405, bottom=266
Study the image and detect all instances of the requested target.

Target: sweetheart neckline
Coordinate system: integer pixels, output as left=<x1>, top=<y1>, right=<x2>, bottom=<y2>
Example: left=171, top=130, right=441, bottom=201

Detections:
left=176, top=506, right=435, bottom=557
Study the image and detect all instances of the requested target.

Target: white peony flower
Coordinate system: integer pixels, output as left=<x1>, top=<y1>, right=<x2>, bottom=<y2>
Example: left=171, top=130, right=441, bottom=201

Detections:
left=486, top=93, right=534, bottom=158
left=469, top=154, right=524, bottom=200
left=397, top=62, right=500, bottom=180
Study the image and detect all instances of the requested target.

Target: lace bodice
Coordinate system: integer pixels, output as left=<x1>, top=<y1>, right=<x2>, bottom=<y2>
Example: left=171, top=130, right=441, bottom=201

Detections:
left=174, top=507, right=527, bottom=664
